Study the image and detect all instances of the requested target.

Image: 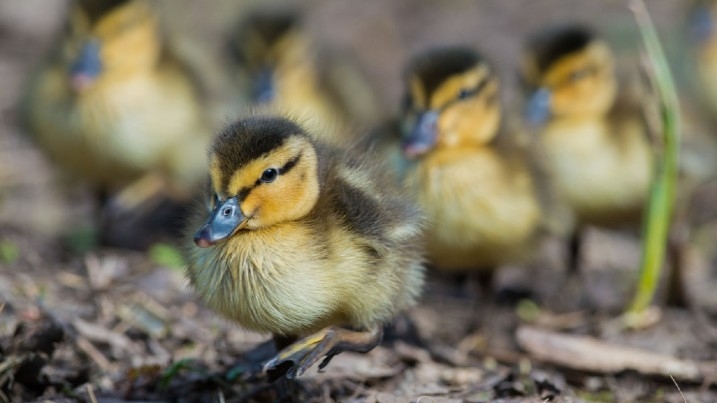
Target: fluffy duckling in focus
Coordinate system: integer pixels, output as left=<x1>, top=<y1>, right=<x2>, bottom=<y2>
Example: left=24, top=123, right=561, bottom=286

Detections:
left=520, top=25, right=654, bottom=277
left=186, top=115, right=425, bottom=379
left=398, top=47, right=547, bottom=278
left=23, top=0, right=210, bottom=213
left=227, top=9, right=380, bottom=144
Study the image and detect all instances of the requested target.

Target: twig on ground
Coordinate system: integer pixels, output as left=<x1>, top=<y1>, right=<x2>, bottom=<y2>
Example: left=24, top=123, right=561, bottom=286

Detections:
left=86, top=384, right=98, bottom=403
left=517, top=326, right=716, bottom=383
left=73, top=319, right=135, bottom=353
left=671, top=374, right=687, bottom=403
left=75, top=337, right=112, bottom=371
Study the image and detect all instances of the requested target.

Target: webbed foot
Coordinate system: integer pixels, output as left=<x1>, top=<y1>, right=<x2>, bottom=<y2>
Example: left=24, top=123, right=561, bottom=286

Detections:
left=263, top=325, right=383, bottom=380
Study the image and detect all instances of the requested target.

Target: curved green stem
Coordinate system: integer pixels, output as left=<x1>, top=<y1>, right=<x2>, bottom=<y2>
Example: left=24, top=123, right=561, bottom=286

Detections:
left=627, top=0, right=681, bottom=314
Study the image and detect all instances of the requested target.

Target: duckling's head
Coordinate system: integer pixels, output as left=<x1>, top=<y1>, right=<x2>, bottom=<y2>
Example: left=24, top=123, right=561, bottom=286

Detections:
left=521, top=25, right=617, bottom=124
left=229, top=9, right=310, bottom=103
left=401, top=47, right=501, bottom=158
left=194, top=117, right=320, bottom=247
left=64, top=0, right=160, bottom=92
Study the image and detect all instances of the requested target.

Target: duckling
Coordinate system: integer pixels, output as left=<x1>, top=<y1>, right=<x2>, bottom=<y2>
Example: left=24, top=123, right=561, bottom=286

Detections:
left=226, top=8, right=380, bottom=144
left=398, top=47, right=548, bottom=278
left=185, top=115, right=424, bottom=379
left=520, top=25, right=654, bottom=277
left=687, top=0, right=717, bottom=117
left=22, top=0, right=210, bottom=212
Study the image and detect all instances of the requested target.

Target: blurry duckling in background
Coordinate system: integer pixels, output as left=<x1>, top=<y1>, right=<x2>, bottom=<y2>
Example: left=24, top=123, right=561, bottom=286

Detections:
left=186, top=115, right=425, bottom=379
left=520, top=25, right=661, bottom=298
left=687, top=0, right=717, bottom=117
left=521, top=25, right=653, bottom=228
left=682, top=1, right=717, bottom=172
left=397, top=47, right=552, bottom=291
left=22, top=0, right=210, bottom=244
left=226, top=8, right=381, bottom=144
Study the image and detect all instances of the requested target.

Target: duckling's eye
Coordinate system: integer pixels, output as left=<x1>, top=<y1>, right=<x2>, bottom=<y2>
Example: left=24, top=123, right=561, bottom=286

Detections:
left=569, top=68, right=591, bottom=82
left=457, top=88, right=472, bottom=100
left=260, top=168, right=278, bottom=183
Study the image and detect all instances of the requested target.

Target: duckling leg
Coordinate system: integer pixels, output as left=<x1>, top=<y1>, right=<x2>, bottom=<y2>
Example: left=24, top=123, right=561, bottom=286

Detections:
left=666, top=217, right=690, bottom=307
left=99, top=173, right=170, bottom=248
left=108, top=172, right=168, bottom=213
left=273, top=334, right=298, bottom=351
left=562, top=228, right=591, bottom=308
left=263, top=325, right=383, bottom=380
left=567, top=228, right=583, bottom=275
left=464, top=270, right=494, bottom=334
left=229, top=335, right=297, bottom=374
left=383, top=313, right=425, bottom=348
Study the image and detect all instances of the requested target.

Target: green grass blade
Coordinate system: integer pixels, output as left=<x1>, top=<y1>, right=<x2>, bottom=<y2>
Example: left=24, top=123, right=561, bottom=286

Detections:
left=627, top=0, right=681, bottom=314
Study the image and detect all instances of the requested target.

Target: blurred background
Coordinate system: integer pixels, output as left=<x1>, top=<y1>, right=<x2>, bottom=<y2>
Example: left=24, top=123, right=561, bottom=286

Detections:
left=0, top=0, right=693, bottom=239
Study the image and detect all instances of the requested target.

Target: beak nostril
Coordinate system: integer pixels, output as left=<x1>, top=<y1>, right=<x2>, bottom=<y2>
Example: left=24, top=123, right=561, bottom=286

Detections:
left=194, top=225, right=212, bottom=248
left=222, top=207, right=232, bottom=217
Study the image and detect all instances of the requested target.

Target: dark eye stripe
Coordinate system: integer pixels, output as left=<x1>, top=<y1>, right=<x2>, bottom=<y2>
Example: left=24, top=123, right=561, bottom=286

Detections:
left=440, top=75, right=492, bottom=112
left=470, top=75, right=491, bottom=97
left=232, top=152, right=303, bottom=201
left=237, top=186, right=253, bottom=201
left=559, top=64, right=599, bottom=88
left=278, top=153, right=302, bottom=175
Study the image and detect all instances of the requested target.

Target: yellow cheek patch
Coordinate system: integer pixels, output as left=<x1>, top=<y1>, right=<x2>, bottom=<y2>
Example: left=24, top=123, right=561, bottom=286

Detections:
left=429, top=66, right=489, bottom=110
left=240, top=191, right=260, bottom=217
left=93, top=2, right=153, bottom=39
left=241, top=175, right=295, bottom=220
left=249, top=145, right=319, bottom=228
left=542, top=41, right=612, bottom=89
left=88, top=2, right=159, bottom=73
left=225, top=137, right=306, bottom=196
left=438, top=85, right=501, bottom=147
